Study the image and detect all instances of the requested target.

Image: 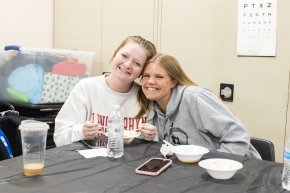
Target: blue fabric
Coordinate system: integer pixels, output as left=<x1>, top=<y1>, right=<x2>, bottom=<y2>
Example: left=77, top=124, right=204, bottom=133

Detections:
left=0, top=115, right=23, bottom=160
left=0, top=129, right=13, bottom=158
left=7, top=64, right=44, bottom=104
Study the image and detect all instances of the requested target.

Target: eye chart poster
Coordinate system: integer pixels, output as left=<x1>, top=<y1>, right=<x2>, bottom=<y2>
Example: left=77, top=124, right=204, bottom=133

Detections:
left=237, top=0, right=277, bottom=56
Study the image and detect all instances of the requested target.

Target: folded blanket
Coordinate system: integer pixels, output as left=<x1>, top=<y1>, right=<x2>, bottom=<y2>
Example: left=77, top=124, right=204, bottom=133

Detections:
left=51, top=60, right=87, bottom=76
left=41, top=72, right=84, bottom=103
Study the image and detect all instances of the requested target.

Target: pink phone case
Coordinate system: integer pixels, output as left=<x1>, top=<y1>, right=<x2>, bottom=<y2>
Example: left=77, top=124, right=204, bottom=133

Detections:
left=135, top=157, right=172, bottom=176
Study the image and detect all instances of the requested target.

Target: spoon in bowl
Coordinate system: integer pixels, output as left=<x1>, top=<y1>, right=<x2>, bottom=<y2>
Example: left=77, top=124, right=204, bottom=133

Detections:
left=161, top=140, right=175, bottom=158
left=163, top=140, right=174, bottom=149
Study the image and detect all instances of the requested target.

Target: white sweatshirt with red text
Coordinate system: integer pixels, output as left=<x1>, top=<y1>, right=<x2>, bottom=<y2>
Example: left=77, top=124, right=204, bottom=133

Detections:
left=54, top=75, right=153, bottom=147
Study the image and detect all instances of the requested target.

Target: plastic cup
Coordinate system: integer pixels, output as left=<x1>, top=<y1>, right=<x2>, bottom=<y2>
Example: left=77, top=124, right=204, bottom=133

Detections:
left=18, top=120, right=49, bottom=176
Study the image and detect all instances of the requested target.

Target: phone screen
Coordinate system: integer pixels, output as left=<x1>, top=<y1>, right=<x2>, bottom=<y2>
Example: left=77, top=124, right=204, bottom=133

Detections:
left=81, top=134, right=107, bottom=149
left=138, top=159, right=171, bottom=172
left=136, top=157, right=172, bottom=176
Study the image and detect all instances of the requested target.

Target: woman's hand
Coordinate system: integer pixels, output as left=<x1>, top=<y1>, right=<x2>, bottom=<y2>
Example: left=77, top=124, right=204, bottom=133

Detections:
left=139, top=123, right=157, bottom=141
left=83, top=121, right=99, bottom=140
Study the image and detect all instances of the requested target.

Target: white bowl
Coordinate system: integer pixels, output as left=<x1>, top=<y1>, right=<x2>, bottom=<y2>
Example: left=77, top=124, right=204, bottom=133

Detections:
left=198, top=158, right=243, bottom=180
left=172, top=145, right=209, bottom=163
left=123, top=130, right=140, bottom=144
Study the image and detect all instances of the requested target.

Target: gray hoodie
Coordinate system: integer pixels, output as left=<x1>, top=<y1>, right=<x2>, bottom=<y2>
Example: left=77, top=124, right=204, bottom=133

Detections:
left=153, top=85, right=261, bottom=159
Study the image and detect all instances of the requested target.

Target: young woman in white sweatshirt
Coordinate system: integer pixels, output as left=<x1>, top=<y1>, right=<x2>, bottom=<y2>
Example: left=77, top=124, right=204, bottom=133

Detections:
left=54, top=36, right=157, bottom=147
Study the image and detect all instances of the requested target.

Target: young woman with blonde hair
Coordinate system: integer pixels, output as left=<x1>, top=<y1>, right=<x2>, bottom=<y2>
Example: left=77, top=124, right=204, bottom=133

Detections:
left=138, top=53, right=261, bottom=159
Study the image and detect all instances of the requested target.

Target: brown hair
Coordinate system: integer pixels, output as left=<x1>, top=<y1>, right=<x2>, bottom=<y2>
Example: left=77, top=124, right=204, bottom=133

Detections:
left=136, top=53, right=197, bottom=117
left=110, top=36, right=156, bottom=64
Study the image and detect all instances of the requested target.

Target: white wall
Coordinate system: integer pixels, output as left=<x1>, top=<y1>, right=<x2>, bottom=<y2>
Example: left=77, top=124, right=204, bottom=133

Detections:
left=0, top=0, right=53, bottom=47
left=218, top=0, right=290, bottom=163
left=54, top=0, right=102, bottom=74
left=158, top=0, right=289, bottom=162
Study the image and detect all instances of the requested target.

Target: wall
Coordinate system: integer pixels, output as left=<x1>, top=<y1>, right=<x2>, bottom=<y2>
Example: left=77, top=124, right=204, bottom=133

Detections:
left=157, top=0, right=289, bottom=162
left=54, top=0, right=102, bottom=74
left=54, top=0, right=290, bottom=162
left=218, top=0, right=290, bottom=162
left=0, top=0, right=53, bottom=47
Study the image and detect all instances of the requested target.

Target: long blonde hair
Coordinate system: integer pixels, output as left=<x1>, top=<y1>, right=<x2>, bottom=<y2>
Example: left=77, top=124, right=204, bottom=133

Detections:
left=136, top=53, right=197, bottom=117
left=109, top=36, right=157, bottom=118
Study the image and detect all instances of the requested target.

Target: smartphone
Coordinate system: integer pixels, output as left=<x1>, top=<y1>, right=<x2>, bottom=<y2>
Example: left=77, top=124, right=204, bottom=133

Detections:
left=81, top=134, right=107, bottom=149
left=135, top=157, right=172, bottom=176
left=81, top=140, right=99, bottom=149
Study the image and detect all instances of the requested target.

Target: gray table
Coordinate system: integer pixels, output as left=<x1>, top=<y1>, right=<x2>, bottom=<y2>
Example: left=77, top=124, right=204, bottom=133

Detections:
left=0, top=139, right=287, bottom=193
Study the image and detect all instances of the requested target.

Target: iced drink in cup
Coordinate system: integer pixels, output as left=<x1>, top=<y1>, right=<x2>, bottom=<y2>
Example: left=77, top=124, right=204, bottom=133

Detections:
left=18, top=120, right=49, bottom=176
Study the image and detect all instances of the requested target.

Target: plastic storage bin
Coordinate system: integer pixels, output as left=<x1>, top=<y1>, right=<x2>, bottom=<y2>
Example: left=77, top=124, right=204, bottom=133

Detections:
left=0, top=46, right=95, bottom=104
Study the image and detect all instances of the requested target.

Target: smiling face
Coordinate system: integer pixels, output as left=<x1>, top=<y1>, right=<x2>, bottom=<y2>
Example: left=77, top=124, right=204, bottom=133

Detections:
left=110, top=42, right=147, bottom=84
left=142, top=61, right=177, bottom=112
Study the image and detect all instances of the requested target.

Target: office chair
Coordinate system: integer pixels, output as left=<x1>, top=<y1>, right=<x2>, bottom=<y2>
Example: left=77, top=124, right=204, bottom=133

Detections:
left=250, top=137, right=275, bottom=162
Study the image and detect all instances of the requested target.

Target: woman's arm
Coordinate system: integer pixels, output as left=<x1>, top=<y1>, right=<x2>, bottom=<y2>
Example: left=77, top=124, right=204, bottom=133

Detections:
left=193, top=88, right=251, bottom=156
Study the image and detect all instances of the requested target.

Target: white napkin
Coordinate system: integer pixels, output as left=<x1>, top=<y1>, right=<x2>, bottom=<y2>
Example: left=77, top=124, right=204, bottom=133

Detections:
left=160, top=144, right=174, bottom=158
left=77, top=148, right=108, bottom=158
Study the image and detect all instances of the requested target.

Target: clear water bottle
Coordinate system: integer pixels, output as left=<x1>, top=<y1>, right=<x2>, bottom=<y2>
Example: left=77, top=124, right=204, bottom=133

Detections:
left=282, top=140, right=290, bottom=190
left=107, top=105, right=124, bottom=158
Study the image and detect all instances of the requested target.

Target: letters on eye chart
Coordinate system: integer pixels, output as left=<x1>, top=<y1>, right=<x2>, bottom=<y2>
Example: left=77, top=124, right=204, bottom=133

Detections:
left=237, top=0, right=277, bottom=56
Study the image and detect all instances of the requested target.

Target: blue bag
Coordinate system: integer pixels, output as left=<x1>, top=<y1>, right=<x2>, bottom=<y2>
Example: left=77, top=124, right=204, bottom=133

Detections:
left=0, top=115, right=23, bottom=161
left=0, top=129, right=13, bottom=159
